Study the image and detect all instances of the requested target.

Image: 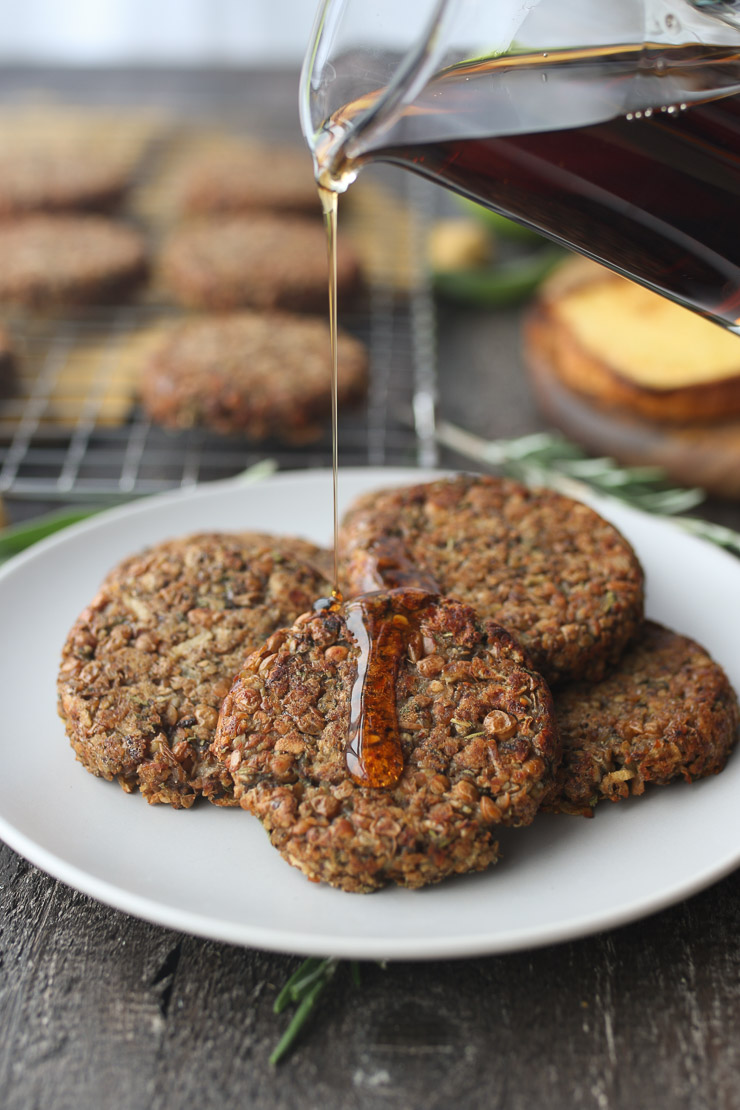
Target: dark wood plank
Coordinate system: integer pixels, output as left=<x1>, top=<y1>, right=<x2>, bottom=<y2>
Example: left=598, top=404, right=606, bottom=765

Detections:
left=3, top=835, right=740, bottom=1110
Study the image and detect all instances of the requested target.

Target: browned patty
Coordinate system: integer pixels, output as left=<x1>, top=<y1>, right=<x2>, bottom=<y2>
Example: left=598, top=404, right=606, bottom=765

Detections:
left=177, top=144, right=318, bottom=216
left=0, top=150, right=131, bottom=216
left=0, top=216, right=147, bottom=309
left=212, top=588, right=560, bottom=893
left=57, top=532, right=332, bottom=808
left=160, top=214, right=362, bottom=313
left=339, top=475, right=645, bottom=686
left=546, top=620, right=740, bottom=815
left=139, top=311, right=368, bottom=441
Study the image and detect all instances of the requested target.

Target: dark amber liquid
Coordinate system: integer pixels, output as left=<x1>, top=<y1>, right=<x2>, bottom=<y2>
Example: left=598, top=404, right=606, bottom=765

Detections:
left=345, top=588, right=436, bottom=788
left=316, top=177, right=439, bottom=787
left=378, top=92, right=740, bottom=328
left=321, top=44, right=740, bottom=330
left=350, top=536, right=441, bottom=595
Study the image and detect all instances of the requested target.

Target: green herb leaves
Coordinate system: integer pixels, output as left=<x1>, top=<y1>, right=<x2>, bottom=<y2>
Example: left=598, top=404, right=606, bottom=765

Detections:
left=270, top=957, right=364, bottom=1067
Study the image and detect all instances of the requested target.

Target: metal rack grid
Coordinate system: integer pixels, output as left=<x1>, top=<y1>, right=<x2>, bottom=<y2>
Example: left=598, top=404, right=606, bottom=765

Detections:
left=0, top=162, right=439, bottom=503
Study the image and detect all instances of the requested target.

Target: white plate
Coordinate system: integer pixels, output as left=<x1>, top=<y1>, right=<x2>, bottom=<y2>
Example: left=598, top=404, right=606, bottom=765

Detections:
left=1, top=467, right=740, bottom=961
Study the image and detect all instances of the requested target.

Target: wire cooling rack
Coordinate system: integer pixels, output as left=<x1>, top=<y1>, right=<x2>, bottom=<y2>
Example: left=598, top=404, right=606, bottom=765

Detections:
left=0, top=145, right=438, bottom=503
left=0, top=289, right=436, bottom=500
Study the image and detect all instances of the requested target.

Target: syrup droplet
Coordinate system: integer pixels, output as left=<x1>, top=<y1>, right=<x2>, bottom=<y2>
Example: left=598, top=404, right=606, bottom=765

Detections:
left=354, top=536, right=441, bottom=594
left=313, top=594, right=342, bottom=613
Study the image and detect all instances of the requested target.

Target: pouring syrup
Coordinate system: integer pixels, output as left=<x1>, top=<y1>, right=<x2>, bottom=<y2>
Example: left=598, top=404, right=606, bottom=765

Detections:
left=317, top=166, right=439, bottom=789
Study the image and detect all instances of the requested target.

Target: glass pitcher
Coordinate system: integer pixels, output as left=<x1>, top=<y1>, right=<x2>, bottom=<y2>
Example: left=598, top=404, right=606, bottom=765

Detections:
left=301, top=0, right=740, bottom=330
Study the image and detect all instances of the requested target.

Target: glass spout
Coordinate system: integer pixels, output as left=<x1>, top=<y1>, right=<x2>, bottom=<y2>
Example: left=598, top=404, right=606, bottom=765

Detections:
left=302, top=0, right=740, bottom=330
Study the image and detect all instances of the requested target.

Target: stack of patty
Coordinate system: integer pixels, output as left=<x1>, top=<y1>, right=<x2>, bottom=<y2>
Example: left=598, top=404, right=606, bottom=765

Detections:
left=57, top=475, right=740, bottom=893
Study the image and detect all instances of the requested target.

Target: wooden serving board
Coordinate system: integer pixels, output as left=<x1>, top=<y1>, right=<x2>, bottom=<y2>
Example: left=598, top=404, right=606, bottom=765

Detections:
left=527, top=350, right=740, bottom=499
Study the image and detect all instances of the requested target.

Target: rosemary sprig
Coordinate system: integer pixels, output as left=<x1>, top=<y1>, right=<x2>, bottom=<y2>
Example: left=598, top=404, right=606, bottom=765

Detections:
left=434, top=421, right=740, bottom=556
left=270, top=956, right=362, bottom=1066
left=0, top=505, right=105, bottom=563
left=273, top=956, right=334, bottom=1014
left=669, top=515, right=740, bottom=553
left=0, top=461, right=277, bottom=565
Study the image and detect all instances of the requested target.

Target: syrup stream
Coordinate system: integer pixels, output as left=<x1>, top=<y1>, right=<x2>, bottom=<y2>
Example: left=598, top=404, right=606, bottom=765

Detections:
left=317, top=181, right=436, bottom=788
left=319, top=183, right=342, bottom=601
left=317, top=179, right=411, bottom=788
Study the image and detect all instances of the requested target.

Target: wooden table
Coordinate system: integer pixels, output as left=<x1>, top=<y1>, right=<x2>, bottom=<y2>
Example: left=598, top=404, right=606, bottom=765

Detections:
left=2, top=68, right=740, bottom=1110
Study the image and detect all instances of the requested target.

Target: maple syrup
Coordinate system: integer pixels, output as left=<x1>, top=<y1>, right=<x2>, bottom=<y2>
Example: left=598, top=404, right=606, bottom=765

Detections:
left=345, top=588, right=436, bottom=788
left=316, top=181, right=439, bottom=787
left=318, top=183, right=342, bottom=600
left=316, top=43, right=740, bottom=330
left=313, top=36, right=740, bottom=787
left=351, top=536, right=441, bottom=594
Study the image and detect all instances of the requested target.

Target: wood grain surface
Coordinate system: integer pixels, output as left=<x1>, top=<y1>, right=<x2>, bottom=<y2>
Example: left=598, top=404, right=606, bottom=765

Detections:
left=3, top=839, right=740, bottom=1110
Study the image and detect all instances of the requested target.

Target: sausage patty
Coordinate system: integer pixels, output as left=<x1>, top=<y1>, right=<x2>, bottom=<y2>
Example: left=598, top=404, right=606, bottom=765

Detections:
left=339, top=475, right=645, bottom=685
left=547, top=620, right=740, bottom=815
left=139, top=310, right=367, bottom=441
left=0, top=215, right=147, bottom=309
left=212, top=589, right=560, bottom=892
left=58, top=531, right=332, bottom=808
left=160, top=214, right=362, bottom=314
